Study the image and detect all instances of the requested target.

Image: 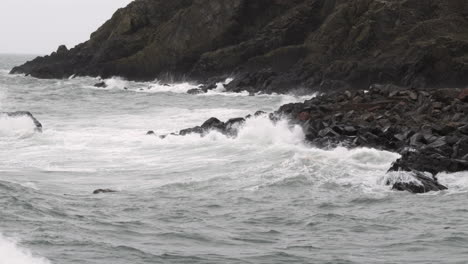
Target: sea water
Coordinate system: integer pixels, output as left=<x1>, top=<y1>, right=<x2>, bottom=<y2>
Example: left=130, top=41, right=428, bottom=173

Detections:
left=1, top=54, right=467, bottom=264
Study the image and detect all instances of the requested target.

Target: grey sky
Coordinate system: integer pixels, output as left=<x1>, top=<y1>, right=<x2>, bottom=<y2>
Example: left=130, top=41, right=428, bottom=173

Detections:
left=0, top=0, right=133, bottom=54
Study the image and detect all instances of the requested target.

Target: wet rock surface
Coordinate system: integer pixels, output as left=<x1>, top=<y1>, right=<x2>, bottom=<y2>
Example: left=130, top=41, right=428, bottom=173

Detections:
left=94, top=82, right=108, bottom=88
left=178, top=117, right=247, bottom=137
left=171, top=86, right=468, bottom=193
left=10, top=0, right=468, bottom=94
left=93, top=189, right=117, bottom=194
left=390, top=172, right=448, bottom=194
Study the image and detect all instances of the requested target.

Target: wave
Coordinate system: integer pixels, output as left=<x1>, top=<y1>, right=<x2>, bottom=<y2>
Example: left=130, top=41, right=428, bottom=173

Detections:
left=0, top=113, right=40, bottom=138
left=0, top=234, right=51, bottom=264
left=149, top=116, right=404, bottom=192
left=157, top=115, right=305, bottom=147
left=88, top=77, right=315, bottom=101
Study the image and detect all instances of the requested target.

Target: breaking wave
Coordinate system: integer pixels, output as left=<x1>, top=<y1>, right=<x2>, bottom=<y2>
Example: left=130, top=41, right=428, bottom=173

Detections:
left=0, top=113, right=39, bottom=138
left=0, top=234, right=50, bottom=264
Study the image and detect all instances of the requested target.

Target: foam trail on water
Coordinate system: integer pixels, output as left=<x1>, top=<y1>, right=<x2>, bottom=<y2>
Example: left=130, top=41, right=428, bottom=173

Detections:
left=0, top=234, right=51, bottom=264
left=147, top=82, right=200, bottom=93
left=438, top=171, right=468, bottom=193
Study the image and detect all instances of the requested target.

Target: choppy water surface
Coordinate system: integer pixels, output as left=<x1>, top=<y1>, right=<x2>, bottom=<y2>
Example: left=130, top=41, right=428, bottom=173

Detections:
left=1, top=54, right=467, bottom=264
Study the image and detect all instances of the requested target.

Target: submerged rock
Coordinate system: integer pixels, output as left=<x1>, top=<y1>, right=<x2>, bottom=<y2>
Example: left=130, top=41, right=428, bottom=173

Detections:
left=94, top=81, right=108, bottom=88
left=93, top=189, right=117, bottom=194
left=187, top=88, right=203, bottom=95
left=173, top=115, right=249, bottom=138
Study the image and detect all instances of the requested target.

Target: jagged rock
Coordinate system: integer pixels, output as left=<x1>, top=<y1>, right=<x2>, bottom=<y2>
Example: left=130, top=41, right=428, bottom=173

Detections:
left=201, top=117, right=225, bottom=131
left=458, top=124, right=468, bottom=135
left=179, top=126, right=203, bottom=136
left=55, top=45, right=68, bottom=55
left=391, top=172, right=448, bottom=194
left=200, top=83, right=217, bottom=92
left=390, top=148, right=468, bottom=175
left=458, top=89, right=468, bottom=102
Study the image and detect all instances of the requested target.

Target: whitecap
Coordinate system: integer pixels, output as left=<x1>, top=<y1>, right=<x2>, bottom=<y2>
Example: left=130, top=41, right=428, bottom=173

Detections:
left=0, top=113, right=39, bottom=138
left=0, top=234, right=51, bottom=264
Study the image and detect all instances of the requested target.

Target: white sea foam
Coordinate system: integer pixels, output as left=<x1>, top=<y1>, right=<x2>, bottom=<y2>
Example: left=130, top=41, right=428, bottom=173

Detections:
left=236, top=116, right=305, bottom=146
left=0, top=234, right=50, bottom=264
left=146, top=82, right=200, bottom=93
left=0, top=114, right=38, bottom=138
left=380, top=171, right=424, bottom=187
left=438, top=171, right=468, bottom=193
left=102, top=76, right=132, bottom=90
left=85, top=77, right=315, bottom=107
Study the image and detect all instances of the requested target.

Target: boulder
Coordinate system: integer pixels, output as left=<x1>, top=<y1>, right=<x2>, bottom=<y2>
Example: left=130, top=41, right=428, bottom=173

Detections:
left=94, top=81, right=108, bottom=88
left=391, top=172, right=448, bottom=194
left=187, top=88, right=203, bottom=95
left=201, top=117, right=225, bottom=131
left=2, top=111, right=43, bottom=132
left=93, top=189, right=117, bottom=194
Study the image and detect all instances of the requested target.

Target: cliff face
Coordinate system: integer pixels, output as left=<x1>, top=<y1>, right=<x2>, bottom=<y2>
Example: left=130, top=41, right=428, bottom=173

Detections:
left=10, top=0, right=468, bottom=93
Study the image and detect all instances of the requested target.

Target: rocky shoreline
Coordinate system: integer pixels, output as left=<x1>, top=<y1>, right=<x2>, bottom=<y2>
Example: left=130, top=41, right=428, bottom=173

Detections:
left=6, top=0, right=468, bottom=192
left=156, top=85, right=468, bottom=193
left=9, top=0, right=468, bottom=94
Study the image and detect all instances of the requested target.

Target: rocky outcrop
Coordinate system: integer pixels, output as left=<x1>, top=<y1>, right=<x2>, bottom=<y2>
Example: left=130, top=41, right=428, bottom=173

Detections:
left=168, top=86, right=468, bottom=193
left=1, top=111, right=43, bottom=132
left=10, top=0, right=468, bottom=93
left=93, top=189, right=117, bottom=194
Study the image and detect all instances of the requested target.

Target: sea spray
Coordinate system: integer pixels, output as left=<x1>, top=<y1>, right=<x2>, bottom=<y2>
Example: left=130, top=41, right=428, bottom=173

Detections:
left=0, top=114, right=39, bottom=138
left=0, top=234, right=50, bottom=264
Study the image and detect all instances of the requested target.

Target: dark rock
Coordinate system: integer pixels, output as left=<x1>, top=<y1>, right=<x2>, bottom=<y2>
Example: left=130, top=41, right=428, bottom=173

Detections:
left=146, top=130, right=156, bottom=135
left=454, top=137, right=468, bottom=159
left=200, top=83, right=217, bottom=92
left=93, top=189, right=117, bottom=194
left=458, top=124, right=468, bottom=135
left=254, top=111, right=267, bottom=117
left=94, top=81, right=107, bottom=88
left=56, top=45, right=68, bottom=55
left=225, top=117, right=246, bottom=136
left=458, top=89, right=468, bottom=102
left=187, top=88, right=203, bottom=95
left=298, top=112, right=311, bottom=121
left=390, top=148, right=468, bottom=175
left=225, top=117, right=245, bottom=127
left=391, top=171, right=448, bottom=194
left=179, top=126, right=203, bottom=136
left=201, top=117, right=225, bottom=131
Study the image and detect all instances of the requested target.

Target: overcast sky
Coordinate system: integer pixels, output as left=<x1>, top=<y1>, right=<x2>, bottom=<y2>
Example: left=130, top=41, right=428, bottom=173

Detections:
left=0, top=0, right=133, bottom=54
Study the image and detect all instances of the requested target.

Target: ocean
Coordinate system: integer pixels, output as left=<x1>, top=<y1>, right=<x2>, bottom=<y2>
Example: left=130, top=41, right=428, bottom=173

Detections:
left=1, top=54, right=467, bottom=264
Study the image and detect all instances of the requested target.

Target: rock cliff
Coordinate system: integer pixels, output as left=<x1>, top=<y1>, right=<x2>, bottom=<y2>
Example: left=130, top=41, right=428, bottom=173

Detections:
left=10, top=0, right=468, bottom=93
